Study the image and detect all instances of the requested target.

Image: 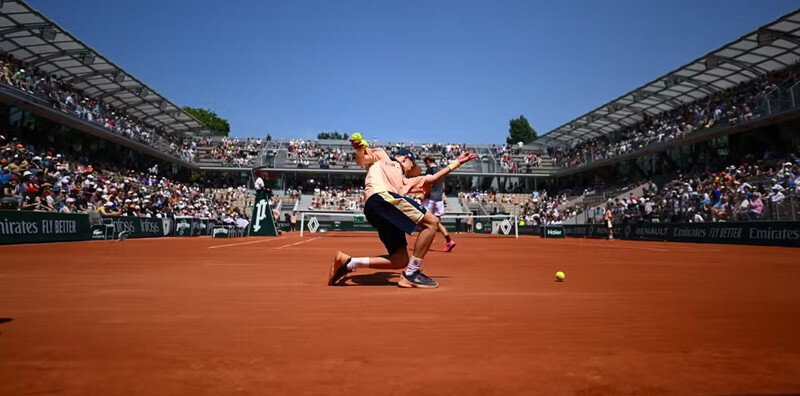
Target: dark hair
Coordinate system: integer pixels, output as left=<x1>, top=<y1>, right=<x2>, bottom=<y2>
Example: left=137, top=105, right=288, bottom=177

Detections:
left=423, top=156, right=436, bottom=164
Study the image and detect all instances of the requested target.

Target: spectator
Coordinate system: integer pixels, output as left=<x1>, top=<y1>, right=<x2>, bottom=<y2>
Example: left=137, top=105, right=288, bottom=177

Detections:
left=0, top=135, right=254, bottom=222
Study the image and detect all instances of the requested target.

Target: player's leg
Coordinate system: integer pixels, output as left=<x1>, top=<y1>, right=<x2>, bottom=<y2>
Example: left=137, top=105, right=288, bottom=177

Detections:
left=329, top=249, right=407, bottom=285
left=329, top=193, right=414, bottom=285
left=411, top=211, right=438, bottom=259
left=348, top=224, right=410, bottom=270
left=437, top=221, right=450, bottom=238
left=435, top=201, right=456, bottom=251
left=397, top=211, right=439, bottom=288
left=368, top=252, right=409, bottom=269
left=424, top=199, right=454, bottom=252
left=367, top=192, right=440, bottom=287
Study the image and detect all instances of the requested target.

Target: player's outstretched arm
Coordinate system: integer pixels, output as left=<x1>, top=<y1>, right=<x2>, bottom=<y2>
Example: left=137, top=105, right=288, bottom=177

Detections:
left=350, top=135, right=376, bottom=165
left=424, top=152, right=478, bottom=186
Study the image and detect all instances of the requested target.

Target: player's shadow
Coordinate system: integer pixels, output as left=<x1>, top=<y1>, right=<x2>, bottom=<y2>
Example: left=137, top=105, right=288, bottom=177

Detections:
left=0, top=318, right=13, bottom=336
left=340, top=272, right=450, bottom=287
left=344, top=271, right=398, bottom=286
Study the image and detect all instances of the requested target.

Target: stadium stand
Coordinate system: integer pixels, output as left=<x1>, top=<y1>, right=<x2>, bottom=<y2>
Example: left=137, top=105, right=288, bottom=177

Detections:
left=194, top=136, right=264, bottom=168
left=572, top=155, right=800, bottom=224
left=309, top=187, right=365, bottom=211
left=459, top=190, right=579, bottom=224
left=547, top=65, right=800, bottom=168
left=0, top=134, right=251, bottom=223
left=275, top=138, right=485, bottom=173
left=0, top=53, right=199, bottom=162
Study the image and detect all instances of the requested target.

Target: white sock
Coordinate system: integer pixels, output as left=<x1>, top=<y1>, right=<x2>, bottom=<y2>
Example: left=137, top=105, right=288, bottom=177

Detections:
left=346, top=257, right=370, bottom=271
left=404, top=256, right=422, bottom=276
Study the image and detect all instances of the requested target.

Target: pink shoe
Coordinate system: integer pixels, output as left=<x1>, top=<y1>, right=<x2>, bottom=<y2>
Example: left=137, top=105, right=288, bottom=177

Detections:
left=443, top=240, right=456, bottom=252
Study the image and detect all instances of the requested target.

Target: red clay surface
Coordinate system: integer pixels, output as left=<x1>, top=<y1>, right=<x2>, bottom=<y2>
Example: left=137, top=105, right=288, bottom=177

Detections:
left=1, top=233, right=799, bottom=396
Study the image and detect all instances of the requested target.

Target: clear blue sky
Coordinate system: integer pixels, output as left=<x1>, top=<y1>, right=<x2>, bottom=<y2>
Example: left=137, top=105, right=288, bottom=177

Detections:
left=30, top=1, right=800, bottom=143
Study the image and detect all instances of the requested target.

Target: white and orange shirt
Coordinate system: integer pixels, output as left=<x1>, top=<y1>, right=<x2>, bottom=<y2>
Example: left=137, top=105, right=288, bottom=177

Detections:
left=359, top=148, right=431, bottom=200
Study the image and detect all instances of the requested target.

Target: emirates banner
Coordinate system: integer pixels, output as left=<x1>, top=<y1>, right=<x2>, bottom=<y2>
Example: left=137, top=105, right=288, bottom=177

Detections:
left=0, top=210, right=90, bottom=244
left=560, top=221, right=800, bottom=247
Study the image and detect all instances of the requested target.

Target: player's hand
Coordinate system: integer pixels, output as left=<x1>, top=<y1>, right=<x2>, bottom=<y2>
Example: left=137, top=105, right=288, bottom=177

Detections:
left=349, top=133, right=368, bottom=150
left=457, top=152, right=479, bottom=165
left=350, top=138, right=367, bottom=150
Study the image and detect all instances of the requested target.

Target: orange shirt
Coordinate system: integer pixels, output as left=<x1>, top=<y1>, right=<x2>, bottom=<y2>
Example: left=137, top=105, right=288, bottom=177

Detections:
left=359, top=148, right=431, bottom=199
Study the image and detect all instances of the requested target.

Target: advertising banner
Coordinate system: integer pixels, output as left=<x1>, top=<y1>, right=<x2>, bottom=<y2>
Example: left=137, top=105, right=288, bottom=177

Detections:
left=199, top=218, right=211, bottom=236
left=249, top=191, right=279, bottom=236
left=174, top=216, right=199, bottom=237
left=102, top=216, right=172, bottom=239
left=542, top=226, right=566, bottom=238
left=0, top=210, right=91, bottom=244
left=212, top=225, right=233, bottom=238
left=562, top=221, right=800, bottom=247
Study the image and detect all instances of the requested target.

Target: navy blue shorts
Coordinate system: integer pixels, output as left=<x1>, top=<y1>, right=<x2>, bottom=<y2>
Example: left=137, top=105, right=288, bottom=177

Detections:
left=364, top=191, right=427, bottom=255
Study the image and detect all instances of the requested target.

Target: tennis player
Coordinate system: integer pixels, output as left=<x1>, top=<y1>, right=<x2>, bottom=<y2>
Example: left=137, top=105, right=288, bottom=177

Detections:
left=328, top=138, right=477, bottom=288
left=422, top=156, right=456, bottom=252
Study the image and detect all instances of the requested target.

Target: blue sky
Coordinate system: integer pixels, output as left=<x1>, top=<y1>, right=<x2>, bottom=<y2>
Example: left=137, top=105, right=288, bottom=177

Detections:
left=30, top=1, right=800, bottom=143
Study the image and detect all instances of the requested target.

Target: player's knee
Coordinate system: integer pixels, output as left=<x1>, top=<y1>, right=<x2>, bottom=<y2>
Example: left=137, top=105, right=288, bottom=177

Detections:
left=419, top=213, right=439, bottom=229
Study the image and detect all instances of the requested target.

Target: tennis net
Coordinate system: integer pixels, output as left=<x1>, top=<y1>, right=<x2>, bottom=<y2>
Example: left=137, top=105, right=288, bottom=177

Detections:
left=298, top=211, right=518, bottom=238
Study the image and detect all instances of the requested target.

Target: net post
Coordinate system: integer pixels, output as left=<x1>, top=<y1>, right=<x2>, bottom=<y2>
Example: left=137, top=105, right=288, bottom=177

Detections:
left=300, top=212, right=305, bottom=237
left=514, top=215, right=519, bottom=238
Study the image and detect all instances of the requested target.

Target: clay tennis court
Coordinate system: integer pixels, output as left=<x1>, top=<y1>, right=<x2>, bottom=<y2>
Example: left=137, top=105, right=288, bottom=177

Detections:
left=1, top=234, right=799, bottom=396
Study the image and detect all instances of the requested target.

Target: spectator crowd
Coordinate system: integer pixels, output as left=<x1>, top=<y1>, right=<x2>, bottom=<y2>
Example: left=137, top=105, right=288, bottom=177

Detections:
left=284, top=139, right=475, bottom=170
left=593, top=154, right=800, bottom=224
left=0, top=134, right=252, bottom=223
left=549, top=63, right=800, bottom=168
left=286, top=139, right=355, bottom=169
left=196, top=137, right=264, bottom=167
left=0, top=53, right=198, bottom=162
left=493, top=144, right=544, bottom=173
left=460, top=189, right=579, bottom=225
left=310, top=187, right=365, bottom=211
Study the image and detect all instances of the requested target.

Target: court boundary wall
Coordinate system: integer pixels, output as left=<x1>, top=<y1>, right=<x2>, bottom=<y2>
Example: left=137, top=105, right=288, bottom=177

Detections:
left=520, top=222, right=800, bottom=248
left=0, top=210, right=228, bottom=245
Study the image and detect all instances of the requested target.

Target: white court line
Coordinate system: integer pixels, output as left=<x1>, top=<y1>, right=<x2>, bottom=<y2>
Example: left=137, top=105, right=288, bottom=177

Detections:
left=207, top=236, right=289, bottom=249
left=275, top=237, right=320, bottom=249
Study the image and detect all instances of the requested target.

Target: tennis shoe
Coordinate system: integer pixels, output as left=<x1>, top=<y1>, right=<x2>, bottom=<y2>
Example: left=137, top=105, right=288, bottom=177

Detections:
left=328, top=251, right=353, bottom=285
left=442, top=240, right=456, bottom=252
left=398, top=270, right=439, bottom=288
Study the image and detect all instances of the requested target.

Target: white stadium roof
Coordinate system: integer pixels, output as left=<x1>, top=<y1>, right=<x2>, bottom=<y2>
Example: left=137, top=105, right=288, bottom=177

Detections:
left=0, top=0, right=209, bottom=136
left=536, top=8, right=800, bottom=146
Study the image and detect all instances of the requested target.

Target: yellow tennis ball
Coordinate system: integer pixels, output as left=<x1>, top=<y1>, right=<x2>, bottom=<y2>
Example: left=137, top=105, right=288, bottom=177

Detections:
left=555, top=271, right=565, bottom=282
left=350, top=133, right=368, bottom=147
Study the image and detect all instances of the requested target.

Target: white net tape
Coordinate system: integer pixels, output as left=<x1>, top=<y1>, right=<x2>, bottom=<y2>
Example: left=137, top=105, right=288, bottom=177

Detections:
left=299, top=211, right=517, bottom=238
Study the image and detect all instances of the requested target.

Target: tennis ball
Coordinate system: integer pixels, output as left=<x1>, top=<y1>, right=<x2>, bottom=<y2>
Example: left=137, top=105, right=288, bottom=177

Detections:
left=555, top=271, right=565, bottom=282
left=350, top=132, right=368, bottom=147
